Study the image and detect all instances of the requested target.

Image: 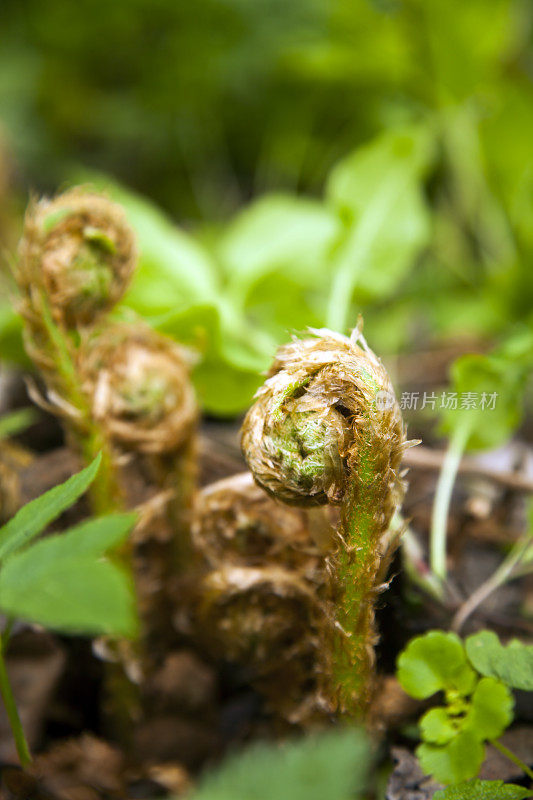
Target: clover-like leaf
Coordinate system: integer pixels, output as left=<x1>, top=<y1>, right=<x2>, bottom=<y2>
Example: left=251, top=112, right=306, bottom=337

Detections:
left=466, top=631, right=533, bottom=691
left=417, top=729, right=485, bottom=785
left=420, top=707, right=458, bottom=745
left=434, top=780, right=533, bottom=800
left=397, top=631, right=477, bottom=699
left=463, top=677, right=514, bottom=741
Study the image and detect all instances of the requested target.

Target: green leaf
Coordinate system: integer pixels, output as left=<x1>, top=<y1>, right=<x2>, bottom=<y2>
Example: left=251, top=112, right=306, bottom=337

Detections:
left=466, top=631, right=533, bottom=691
left=434, top=780, right=533, bottom=800
left=325, top=126, right=432, bottom=329
left=18, top=513, right=137, bottom=560
left=0, top=454, right=102, bottom=562
left=192, top=357, right=262, bottom=417
left=151, top=304, right=263, bottom=416
left=440, top=354, right=526, bottom=452
left=192, top=729, right=371, bottom=800
left=464, top=677, right=514, bottom=741
left=0, top=408, right=37, bottom=440
left=219, top=193, right=339, bottom=299
left=417, top=729, right=485, bottom=785
left=420, top=707, right=458, bottom=745
left=0, top=548, right=137, bottom=636
left=242, top=271, right=325, bottom=346
left=397, top=631, right=477, bottom=699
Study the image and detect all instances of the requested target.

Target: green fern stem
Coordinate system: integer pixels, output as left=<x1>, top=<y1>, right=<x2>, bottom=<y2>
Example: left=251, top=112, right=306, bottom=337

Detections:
left=38, top=292, right=121, bottom=515
left=333, top=427, right=385, bottom=713
left=241, top=328, right=407, bottom=718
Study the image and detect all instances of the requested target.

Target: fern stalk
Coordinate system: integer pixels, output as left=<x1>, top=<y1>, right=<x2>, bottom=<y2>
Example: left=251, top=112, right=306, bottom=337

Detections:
left=241, top=325, right=411, bottom=716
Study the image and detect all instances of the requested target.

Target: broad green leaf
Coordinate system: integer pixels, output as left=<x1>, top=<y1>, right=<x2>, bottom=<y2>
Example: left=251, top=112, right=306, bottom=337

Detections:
left=434, top=780, right=533, bottom=800
left=151, top=303, right=221, bottom=358
left=219, top=194, right=340, bottom=300
left=397, top=631, right=477, bottom=699
left=15, top=513, right=137, bottom=560
left=420, top=707, right=457, bottom=745
left=463, top=677, right=514, bottom=741
left=0, top=454, right=102, bottom=562
left=0, top=551, right=137, bottom=636
left=152, top=304, right=263, bottom=415
left=440, top=354, right=526, bottom=452
left=192, top=729, right=371, bottom=800
left=325, top=126, right=432, bottom=330
left=0, top=408, right=37, bottom=440
left=243, top=271, right=325, bottom=346
left=152, top=302, right=269, bottom=374
left=417, top=729, right=484, bottom=785
left=466, top=631, right=533, bottom=691
left=192, top=357, right=262, bottom=417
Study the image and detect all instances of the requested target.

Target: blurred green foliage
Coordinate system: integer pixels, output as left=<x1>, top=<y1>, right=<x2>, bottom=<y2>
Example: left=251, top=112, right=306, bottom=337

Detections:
left=190, top=727, right=372, bottom=800
left=1, top=0, right=533, bottom=417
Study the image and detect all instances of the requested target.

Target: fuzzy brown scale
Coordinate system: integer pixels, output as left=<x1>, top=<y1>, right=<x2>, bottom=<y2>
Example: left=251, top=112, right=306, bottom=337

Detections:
left=241, top=327, right=409, bottom=717
left=18, top=189, right=136, bottom=329
left=190, top=474, right=337, bottom=725
left=78, top=322, right=198, bottom=456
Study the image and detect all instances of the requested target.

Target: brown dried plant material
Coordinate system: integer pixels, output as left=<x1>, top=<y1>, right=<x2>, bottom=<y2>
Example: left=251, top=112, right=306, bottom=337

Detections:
left=0, top=440, right=33, bottom=523
left=78, top=322, right=198, bottom=456
left=191, top=473, right=336, bottom=725
left=241, top=326, right=412, bottom=716
left=18, top=188, right=136, bottom=329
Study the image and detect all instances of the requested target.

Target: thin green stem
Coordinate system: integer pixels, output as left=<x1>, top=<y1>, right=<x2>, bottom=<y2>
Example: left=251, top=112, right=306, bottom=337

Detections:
left=39, top=292, right=121, bottom=514
left=491, top=739, right=533, bottom=781
left=326, top=169, right=409, bottom=334
left=399, top=517, right=444, bottom=602
left=430, top=417, right=472, bottom=583
left=0, top=633, right=31, bottom=768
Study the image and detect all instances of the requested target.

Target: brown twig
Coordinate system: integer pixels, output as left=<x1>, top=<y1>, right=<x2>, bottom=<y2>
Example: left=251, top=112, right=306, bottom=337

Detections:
left=403, top=445, right=533, bottom=493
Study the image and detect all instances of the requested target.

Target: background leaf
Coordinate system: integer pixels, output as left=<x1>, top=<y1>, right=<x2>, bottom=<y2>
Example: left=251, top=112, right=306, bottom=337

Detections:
left=434, top=780, right=533, bottom=800
left=325, top=126, right=432, bottom=330
left=191, top=728, right=371, bottom=800
left=439, top=354, right=527, bottom=452
left=219, top=194, right=340, bottom=300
